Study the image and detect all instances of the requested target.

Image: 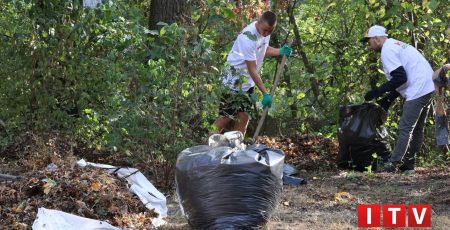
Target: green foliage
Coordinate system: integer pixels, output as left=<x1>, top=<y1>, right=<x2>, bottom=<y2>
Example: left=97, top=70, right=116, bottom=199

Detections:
left=266, top=0, right=447, bottom=151
left=0, top=0, right=448, bottom=166
left=1, top=0, right=149, bottom=147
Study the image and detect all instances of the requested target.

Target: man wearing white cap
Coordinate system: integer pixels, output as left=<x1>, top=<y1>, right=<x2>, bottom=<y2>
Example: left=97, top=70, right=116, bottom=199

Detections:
left=361, top=25, right=435, bottom=172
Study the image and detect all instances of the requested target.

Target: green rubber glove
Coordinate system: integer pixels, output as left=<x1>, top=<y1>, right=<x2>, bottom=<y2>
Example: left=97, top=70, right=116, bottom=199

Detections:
left=262, top=93, right=272, bottom=109
left=279, top=44, right=292, bottom=57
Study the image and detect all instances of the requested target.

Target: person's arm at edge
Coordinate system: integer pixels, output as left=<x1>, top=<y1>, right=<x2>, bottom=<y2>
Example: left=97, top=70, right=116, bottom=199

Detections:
left=245, top=60, right=268, bottom=94
left=265, top=46, right=280, bottom=57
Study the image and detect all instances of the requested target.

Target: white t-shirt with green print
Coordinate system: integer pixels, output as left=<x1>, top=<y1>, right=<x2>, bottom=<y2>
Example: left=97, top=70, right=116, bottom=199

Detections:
left=223, top=21, right=271, bottom=92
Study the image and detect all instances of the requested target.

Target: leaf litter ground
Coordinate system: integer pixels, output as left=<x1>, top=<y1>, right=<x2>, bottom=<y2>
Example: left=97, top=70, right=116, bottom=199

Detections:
left=0, top=132, right=157, bottom=229
left=1, top=132, right=449, bottom=229
left=162, top=134, right=450, bottom=230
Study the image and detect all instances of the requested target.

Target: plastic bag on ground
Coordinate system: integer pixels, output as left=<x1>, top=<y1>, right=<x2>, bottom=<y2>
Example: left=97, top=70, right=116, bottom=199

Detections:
left=283, top=175, right=307, bottom=186
left=282, top=164, right=307, bottom=186
left=77, top=159, right=167, bottom=227
left=32, top=207, right=120, bottom=230
left=176, top=132, right=284, bottom=230
left=283, top=163, right=299, bottom=176
left=337, top=103, right=391, bottom=171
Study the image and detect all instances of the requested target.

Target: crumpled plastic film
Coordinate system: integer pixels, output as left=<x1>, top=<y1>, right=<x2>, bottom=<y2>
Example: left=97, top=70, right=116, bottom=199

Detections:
left=176, top=132, right=284, bottom=230
left=337, top=103, right=391, bottom=171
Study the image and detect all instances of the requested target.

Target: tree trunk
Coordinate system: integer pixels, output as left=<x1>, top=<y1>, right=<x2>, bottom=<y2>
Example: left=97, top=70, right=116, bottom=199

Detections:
left=288, top=2, right=320, bottom=106
left=148, top=0, right=187, bottom=30
left=271, top=33, right=298, bottom=117
left=283, top=66, right=298, bottom=117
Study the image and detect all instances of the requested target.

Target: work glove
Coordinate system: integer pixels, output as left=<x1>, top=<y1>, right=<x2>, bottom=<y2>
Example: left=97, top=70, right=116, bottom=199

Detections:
left=376, top=90, right=400, bottom=111
left=279, top=44, right=292, bottom=57
left=377, top=98, right=391, bottom=111
left=262, top=93, right=272, bottom=109
left=364, top=89, right=382, bottom=101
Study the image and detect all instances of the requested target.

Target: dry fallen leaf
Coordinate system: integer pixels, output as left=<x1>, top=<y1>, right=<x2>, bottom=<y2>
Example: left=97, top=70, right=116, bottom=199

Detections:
left=43, top=183, right=52, bottom=194
left=42, top=178, right=56, bottom=195
left=108, top=205, right=120, bottom=213
left=91, top=181, right=102, bottom=192
left=334, top=191, right=354, bottom=202
left=12, top=222, right=28, bottom=230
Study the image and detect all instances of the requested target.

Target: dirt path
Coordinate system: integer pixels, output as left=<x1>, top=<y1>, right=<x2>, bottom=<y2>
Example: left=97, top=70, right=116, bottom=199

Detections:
left=161, top=167, right=450, bottom=230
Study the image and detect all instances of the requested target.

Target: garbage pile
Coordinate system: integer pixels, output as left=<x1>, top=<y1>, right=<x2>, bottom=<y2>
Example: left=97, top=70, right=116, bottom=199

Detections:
left=0, top=157, right=163, bottom=229
left=175, top=131, right=284, bottom=229
left=337, top=103, right=391, bottom=171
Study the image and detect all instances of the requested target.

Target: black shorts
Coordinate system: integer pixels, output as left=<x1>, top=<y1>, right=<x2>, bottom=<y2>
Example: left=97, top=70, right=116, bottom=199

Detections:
left=219, top=87, right=255, bottom=117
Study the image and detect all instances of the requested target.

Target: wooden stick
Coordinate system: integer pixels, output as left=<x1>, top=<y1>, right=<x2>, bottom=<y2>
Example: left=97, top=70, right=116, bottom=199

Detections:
left=252, top=54, right=289, bottom=144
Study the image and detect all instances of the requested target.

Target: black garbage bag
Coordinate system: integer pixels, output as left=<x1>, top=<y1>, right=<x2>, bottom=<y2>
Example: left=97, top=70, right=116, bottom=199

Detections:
left=282, top=164, right=307, bottom=186
left=176, top=143, right=284, bottom=230
left=282, top=163, right=299, bottom=176
left=337, top=103, right=391, bottom=171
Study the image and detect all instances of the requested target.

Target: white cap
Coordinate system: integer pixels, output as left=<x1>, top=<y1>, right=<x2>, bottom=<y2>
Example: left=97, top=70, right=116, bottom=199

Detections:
left=361, top=25, right=388, bottom=42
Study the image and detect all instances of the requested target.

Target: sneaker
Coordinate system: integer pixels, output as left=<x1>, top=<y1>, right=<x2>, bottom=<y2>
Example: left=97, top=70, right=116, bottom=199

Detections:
left=380, top=161, right=400, bottom=173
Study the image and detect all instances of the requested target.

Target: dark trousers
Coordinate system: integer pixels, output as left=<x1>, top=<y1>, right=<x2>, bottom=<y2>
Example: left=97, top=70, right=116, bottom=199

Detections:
left=390, top=92, right=432, bottom=168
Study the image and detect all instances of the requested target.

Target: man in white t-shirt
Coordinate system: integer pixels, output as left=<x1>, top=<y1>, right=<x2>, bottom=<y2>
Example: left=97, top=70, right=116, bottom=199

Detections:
left=361, top=25, right=434, bottom=172
left=213, top=11, right=292, bottom=136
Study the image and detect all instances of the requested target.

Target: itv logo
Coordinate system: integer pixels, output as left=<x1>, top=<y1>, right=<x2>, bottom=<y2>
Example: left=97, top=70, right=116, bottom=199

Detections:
left=357, top=204, right=431, bottom=228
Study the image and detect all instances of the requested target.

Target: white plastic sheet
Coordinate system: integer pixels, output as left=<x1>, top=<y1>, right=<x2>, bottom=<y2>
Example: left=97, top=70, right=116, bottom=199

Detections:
left=77, top=159, right=167, bottom=227
left=32, top=208, right=120, bottom=230
left=209, top=131, right=245, bottom=150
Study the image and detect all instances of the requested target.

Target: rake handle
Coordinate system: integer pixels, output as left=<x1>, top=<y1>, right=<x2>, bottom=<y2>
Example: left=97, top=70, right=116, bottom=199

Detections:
left=252, top=54, right=289, bottom=144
